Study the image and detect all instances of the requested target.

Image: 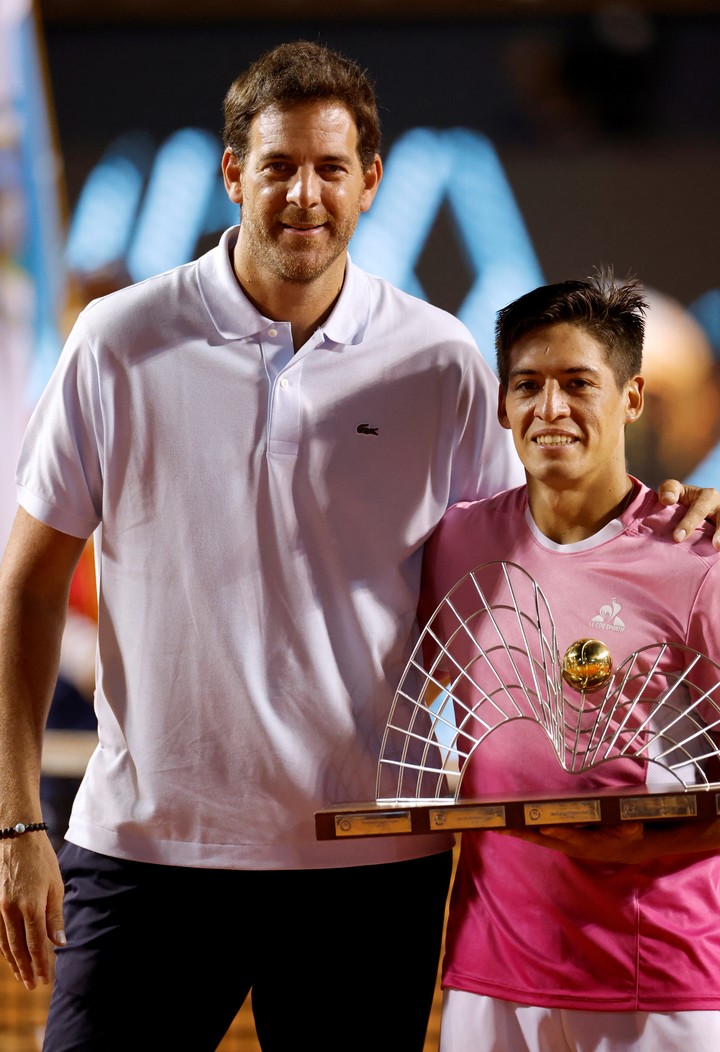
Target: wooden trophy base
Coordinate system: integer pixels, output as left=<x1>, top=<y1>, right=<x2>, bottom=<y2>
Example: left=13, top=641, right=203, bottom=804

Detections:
left=315, top=784, right=720, bottom=840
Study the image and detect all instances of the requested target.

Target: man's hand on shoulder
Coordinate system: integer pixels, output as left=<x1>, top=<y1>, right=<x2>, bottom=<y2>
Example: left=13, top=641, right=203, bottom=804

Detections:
left=658, top=479, right=720, bottom=550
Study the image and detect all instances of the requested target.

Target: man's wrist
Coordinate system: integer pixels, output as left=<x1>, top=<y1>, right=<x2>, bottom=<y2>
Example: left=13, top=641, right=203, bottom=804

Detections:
left=0, top=821, right=48, bottom=840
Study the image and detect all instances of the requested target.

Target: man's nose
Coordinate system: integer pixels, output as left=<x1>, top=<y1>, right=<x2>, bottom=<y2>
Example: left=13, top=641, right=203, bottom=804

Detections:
left=536, top=380, right=569, bottom=419
left=286, top=167, right=321, bottom=208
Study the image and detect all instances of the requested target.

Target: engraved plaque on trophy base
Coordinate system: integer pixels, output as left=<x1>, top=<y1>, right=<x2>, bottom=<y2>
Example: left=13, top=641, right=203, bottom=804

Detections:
left=315, top=785, right=720, bottom=840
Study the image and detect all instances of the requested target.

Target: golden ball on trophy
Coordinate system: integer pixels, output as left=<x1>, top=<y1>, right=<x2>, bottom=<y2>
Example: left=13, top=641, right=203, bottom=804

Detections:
left=561, top=638, right=613, bottom=693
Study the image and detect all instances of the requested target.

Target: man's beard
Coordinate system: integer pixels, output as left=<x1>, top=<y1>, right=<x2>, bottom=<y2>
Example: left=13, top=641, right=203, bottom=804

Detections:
left=241, top=209, right=359, bottom=283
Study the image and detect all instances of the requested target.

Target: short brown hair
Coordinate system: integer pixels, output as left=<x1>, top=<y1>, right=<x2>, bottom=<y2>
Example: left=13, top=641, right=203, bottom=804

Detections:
left=223, top=40, right=381, bottom=171
left=495, top=267, right=647, bottom=389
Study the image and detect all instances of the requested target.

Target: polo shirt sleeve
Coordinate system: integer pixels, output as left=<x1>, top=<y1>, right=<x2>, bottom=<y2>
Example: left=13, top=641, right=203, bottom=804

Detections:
left=16, top=311, right=103, bottom=539
left=447, top=342, right=524, bottom=507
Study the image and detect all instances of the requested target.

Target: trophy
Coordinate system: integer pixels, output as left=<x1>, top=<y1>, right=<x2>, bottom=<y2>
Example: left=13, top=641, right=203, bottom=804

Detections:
left=316, top=561, right=720, bottom=840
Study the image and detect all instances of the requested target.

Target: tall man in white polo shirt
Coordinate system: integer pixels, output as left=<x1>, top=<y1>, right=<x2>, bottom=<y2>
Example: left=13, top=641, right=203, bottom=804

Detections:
left=0, top=40, right=718, bottom=1052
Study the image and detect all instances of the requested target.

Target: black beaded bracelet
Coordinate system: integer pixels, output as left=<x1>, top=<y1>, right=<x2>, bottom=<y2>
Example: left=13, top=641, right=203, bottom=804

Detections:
left=0, top=821, right=48, bottom=840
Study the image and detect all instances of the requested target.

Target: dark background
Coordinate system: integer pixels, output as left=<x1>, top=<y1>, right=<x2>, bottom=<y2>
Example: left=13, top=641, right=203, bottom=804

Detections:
left=40, top=2, right=720, bottom=311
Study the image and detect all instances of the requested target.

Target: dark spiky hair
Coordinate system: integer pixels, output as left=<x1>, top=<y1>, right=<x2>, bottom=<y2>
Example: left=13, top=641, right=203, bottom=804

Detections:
left=495, top=266, right=647, bottom=388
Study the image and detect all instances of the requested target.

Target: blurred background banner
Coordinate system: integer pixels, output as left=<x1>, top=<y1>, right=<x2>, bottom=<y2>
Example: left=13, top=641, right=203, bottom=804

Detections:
left=0, top=0, right=66, bottom=551
left=1, top=0, right=65, bottom=387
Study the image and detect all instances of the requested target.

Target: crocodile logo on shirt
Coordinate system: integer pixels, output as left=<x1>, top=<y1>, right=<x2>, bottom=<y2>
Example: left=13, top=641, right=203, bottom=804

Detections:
left=356, top=423, right=379, bottom=436
left=590, top=597, right=625, bottom=633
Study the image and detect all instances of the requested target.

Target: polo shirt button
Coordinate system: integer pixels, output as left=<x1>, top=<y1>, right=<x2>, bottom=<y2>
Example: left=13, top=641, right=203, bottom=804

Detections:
left=268, top=328, right=278, bottom=337
left=280, top=378, right=289, bottom=389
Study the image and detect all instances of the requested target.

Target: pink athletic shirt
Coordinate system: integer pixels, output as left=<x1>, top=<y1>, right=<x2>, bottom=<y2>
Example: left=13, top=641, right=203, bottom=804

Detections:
left=421, top=481, right=720, bottom=1012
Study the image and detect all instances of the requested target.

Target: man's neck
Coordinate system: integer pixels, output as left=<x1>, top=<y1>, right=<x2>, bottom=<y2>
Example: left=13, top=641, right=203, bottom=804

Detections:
left=231, top=239, right=347, bottom=351
left=526, top=475, right=636, bottom=544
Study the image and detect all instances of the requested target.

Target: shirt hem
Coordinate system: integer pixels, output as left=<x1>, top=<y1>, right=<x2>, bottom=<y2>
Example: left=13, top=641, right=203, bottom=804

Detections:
left=441, top=974, right=720, bottom=1013
left=66, top=825, right=456, bottom=870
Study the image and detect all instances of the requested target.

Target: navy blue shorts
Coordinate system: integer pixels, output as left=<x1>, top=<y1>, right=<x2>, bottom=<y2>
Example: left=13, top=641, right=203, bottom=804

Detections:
left=43, top=843, right=453, bottom=1051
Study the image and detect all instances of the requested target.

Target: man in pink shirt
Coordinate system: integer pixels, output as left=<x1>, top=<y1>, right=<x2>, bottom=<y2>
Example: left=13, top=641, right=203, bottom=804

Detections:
left=421, top=270, right=720, bottom=1052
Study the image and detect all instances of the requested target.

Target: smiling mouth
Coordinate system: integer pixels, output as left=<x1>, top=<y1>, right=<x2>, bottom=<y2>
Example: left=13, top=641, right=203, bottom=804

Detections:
left=533, top=434, right=577, bottom=446
left=280, top=211, right=328, bottom=231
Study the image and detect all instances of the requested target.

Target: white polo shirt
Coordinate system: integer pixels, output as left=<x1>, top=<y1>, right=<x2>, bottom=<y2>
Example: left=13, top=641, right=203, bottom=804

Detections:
left=17, top=226, right=522, bottom=869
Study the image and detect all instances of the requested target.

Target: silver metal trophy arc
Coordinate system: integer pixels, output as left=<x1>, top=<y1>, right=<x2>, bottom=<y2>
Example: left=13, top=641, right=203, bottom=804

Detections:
left=315, top=561, right=720, bottom=840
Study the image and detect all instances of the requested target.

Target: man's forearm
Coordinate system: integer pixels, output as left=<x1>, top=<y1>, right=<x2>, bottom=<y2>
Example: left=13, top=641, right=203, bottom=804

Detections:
left=0, top=582, right=68, bottom=817
left=0, top=509, right=87, bottom=818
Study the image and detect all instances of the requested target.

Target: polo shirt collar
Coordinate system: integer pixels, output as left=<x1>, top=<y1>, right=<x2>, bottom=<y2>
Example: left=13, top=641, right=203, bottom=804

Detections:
left=198, top=226, right=372, bottom=346
left=319, top=255, right=372, bottom=347
left=197, top=227, right=266, bottom=341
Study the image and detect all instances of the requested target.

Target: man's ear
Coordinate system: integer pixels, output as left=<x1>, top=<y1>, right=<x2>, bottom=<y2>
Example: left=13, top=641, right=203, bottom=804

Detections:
left=497, top=385, right=511, bottom=430
left=359, top=155, right=383, bottom=214
left=222, top=147, right=243, bottom=205
left=625, top=375, right=644, bottom=424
